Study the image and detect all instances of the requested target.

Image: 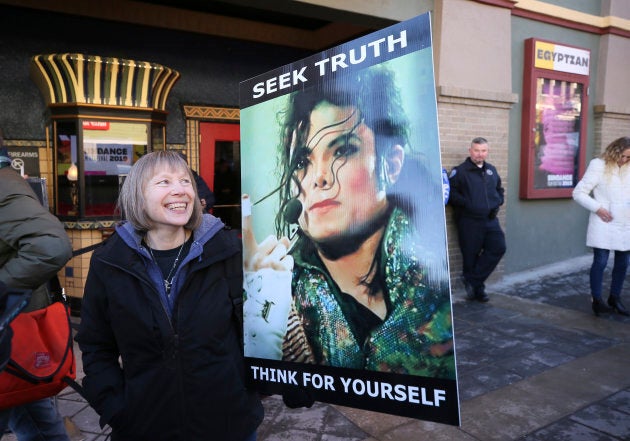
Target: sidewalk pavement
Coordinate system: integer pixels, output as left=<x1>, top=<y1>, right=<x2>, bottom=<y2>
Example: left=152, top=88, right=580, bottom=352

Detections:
left=4, top=254, right=629, bottom=441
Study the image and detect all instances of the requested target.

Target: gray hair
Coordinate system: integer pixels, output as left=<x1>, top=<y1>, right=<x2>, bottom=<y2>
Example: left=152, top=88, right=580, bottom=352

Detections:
left=471, top=137, right=488, bottom=146
left=117, top=150, right=203, bottom=232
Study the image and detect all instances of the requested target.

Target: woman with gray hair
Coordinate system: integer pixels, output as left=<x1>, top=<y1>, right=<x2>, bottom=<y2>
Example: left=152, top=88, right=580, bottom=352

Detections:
left=76, top=151, right=263, bottom=441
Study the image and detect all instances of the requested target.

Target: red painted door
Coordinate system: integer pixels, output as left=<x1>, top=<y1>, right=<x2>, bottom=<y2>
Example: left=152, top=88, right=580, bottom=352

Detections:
left=199, top=122, right=241, bottom=230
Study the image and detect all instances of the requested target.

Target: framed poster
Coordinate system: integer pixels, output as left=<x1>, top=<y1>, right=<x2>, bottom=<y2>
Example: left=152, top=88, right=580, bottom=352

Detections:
left=520, top=38, right=590, bottom=199
left=239, top=13, right=458, bottom=426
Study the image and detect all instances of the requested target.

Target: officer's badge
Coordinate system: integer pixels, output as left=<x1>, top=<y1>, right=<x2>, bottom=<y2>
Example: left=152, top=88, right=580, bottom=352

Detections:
left=449, top=169, right=457, bottom=178
left=487, top=169, right=494, bottom=176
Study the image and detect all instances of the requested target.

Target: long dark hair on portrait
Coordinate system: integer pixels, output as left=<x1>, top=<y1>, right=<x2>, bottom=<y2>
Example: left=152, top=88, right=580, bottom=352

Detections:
left=274, top=65, right=414, bottom=238
left=272, top=64, right=445, bottom=295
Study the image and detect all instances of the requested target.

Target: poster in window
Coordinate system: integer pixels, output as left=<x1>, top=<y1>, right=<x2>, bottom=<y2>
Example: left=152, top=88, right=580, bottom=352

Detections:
left=520, top=38, right=589, bottom=199
left=534, top=78, right=583, bottom=189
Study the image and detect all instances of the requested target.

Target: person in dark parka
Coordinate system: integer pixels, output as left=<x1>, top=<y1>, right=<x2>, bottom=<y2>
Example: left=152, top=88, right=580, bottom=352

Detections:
left=75, top=151, right=263, bottom=441
left=0, top=138, right=72, bottom=440
left=448, top=137, right=506, bottom=302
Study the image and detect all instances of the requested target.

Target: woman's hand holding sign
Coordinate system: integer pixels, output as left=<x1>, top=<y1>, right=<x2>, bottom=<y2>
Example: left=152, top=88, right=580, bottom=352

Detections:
left=242, top=194, right=293, bottom=360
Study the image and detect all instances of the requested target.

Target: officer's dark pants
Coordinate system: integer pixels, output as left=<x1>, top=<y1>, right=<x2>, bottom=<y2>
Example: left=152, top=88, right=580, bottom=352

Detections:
left=457, top=216, right=506, bottom=292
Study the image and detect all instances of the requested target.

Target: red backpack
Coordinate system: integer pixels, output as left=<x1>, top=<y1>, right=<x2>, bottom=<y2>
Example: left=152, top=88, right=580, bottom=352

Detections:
left=0, top=294, right=76, bottom=410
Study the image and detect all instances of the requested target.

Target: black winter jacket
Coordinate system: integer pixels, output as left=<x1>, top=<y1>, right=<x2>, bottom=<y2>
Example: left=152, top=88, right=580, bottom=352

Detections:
left=75, top=216, right=263, bottom=441
left=448, top=158, right=504, bottom=219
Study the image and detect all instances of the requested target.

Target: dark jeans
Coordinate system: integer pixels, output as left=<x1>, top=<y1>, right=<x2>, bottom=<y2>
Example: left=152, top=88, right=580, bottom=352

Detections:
left=0, top=398, right=69, bottom=441
left=457, top=217, right=506, bottom=291
left=589, top=248, right=630, bottom=300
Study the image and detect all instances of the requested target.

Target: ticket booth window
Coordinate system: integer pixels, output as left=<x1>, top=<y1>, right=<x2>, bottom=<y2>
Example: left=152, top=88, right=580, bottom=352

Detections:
left=56, top=121, right=77, bottom=217
left=55, top=120, right=153, bottom=218
left=520, top=38, right=590, bottom=199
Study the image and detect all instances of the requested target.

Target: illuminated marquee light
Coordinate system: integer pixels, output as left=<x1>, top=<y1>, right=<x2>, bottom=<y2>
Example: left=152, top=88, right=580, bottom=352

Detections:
left=29, top=53, right=180, bottom=110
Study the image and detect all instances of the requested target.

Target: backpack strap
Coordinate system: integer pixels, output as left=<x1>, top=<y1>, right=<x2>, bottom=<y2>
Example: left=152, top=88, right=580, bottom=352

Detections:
left=63, top=375, right=86, bottom=399
left=72, top=241, right=105, bottom=257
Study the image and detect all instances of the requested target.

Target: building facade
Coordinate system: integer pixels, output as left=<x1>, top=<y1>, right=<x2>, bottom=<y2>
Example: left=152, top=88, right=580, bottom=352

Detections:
left=0, top=0, right=628, bottom=301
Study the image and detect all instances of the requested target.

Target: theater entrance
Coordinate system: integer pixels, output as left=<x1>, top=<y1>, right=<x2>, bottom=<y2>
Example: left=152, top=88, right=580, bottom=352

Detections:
left=199, top=121, right=241, bottom=231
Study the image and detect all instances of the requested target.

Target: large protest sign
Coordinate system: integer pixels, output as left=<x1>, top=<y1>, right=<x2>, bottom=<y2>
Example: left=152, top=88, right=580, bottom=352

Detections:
left=239, top=13, right=459, bottom=426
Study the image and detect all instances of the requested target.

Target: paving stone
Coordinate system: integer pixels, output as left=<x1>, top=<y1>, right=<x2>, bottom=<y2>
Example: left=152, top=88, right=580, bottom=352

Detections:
left=521, top=347, right=576, bottom=367
left=522, top=417, right=617, bottom=441
left=321, top=435, right=366, bottom=441
left=603, top=389, right=630, bottom=414
left=496, top=351, right=565, bottom=378
left=455, top=374, right=491, bottom=401
left=454, top=352, right=497, bottom=374
left=455, top=306, right=521, bottom=324
left=322, top=406, right=368, bottom=438
left=68, top=406, right=109, bottom=437
left=56, top=398, right=91, bottom=419
left=482, top=314, right=547, bottom=336
left=569, top=403, right=630, bottom=439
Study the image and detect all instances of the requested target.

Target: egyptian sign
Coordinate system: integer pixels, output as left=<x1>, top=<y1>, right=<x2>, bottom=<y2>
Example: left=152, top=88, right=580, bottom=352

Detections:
left=533, top=40, right=590, bottom=76
left=239, top=13, right=459, bottom=425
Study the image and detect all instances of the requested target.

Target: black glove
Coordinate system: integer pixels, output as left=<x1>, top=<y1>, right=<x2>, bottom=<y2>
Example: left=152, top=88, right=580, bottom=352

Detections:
left=488, top=208, right=499, bottom=219
left=282, top=386, right=314, bottom=409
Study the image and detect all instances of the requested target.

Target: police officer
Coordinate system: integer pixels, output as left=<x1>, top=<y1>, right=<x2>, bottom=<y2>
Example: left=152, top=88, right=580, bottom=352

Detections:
left=448, top=137, right=506, bottom=302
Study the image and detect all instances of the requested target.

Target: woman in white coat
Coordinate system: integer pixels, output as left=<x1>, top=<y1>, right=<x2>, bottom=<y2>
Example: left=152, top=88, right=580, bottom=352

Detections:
left=573, top=136, right=630, bottom=316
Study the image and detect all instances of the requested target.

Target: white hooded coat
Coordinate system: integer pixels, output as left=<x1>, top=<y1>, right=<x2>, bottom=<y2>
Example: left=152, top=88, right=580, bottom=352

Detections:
left=573, top=158, right=630, bottom=251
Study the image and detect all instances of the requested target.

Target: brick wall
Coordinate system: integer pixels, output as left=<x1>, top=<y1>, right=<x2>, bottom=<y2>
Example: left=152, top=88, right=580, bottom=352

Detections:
left=437, top=87, right=517, bottom=291
left=58, top=229, right=104, bottom=299
left=593, top=106, right=630, bottom=157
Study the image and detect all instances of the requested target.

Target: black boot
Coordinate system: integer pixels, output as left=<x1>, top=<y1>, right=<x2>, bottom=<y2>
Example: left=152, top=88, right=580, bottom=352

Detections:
left=592, top=298, right=612, bottom=316
left=475, top=286, right=489, bottom=303
left=464, top=281, right=476, bottom=301
left=608, top=296, right=630, bottom=316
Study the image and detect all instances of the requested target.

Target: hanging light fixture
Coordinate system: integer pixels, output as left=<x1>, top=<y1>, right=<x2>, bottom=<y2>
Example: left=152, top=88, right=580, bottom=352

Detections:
left=67, top=162, right=78, bottom=181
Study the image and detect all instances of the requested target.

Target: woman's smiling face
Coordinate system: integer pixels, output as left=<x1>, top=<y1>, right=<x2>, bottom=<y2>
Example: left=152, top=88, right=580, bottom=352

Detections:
left=292, top=101, right=389, bottom=243
left=143, top=164, right=195, bottom=230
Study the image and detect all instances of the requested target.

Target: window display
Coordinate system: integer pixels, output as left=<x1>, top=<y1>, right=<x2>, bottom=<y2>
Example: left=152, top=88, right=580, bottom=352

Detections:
left=520, top=38, right=589, bottom=199
left=534, top=78, right=583, bottom=189
left=56, top=121, right=149, bottom=218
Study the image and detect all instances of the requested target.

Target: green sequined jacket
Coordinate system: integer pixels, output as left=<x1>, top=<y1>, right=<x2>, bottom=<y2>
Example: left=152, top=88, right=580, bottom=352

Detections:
left=285, top=207, right=455, bottom=379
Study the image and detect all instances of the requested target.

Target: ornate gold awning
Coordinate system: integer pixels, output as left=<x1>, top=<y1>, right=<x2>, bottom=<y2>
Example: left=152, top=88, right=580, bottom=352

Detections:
left=30, top=53, right=179, bottom=110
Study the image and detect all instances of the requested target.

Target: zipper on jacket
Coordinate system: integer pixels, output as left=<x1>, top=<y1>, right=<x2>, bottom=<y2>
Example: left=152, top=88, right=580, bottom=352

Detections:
left=482, top=167, right=490, bottom=210
left=172, top=333, right=179, bottom=359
